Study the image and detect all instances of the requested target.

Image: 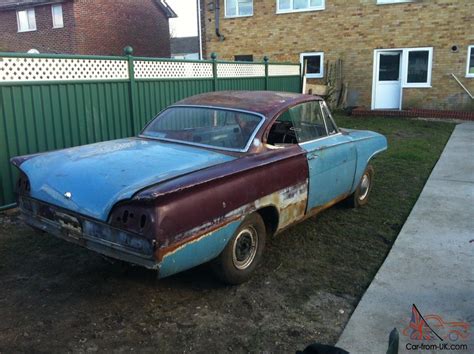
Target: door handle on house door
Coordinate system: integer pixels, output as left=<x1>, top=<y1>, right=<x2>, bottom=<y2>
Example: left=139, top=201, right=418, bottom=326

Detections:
left=307, top=152, right=319, bottom=160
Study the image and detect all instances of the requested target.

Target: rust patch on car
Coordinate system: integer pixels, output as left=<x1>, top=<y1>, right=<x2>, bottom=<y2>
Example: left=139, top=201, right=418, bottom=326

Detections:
left=155, top=215, right=242, bottom=261
left=308, top=193, right=350, bottom=217
left=155, top=181, right=308, bottom=262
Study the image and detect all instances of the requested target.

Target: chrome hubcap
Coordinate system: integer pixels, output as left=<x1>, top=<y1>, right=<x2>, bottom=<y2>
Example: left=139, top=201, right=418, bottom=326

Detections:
left=359, top=173, right=370, bottom=201
left=232, top=226, right=258, bottom=270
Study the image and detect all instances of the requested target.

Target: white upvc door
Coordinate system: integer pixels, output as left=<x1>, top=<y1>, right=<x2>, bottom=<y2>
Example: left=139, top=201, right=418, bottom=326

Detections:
left=373, top=50, right=402, bottom=109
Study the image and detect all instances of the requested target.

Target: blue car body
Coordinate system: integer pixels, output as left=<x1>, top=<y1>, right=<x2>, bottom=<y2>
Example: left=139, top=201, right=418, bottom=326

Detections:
left=11, top=91, right=387, bottom=280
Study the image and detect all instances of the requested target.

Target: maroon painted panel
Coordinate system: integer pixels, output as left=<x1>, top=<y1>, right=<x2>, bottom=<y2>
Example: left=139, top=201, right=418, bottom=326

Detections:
left=109, top=145, right=309, bottom=257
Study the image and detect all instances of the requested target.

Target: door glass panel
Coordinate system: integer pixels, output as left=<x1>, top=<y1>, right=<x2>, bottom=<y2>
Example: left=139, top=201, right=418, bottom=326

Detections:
left=288, top=102, right=328, bottom=143
left=379, top=53, right=400, bottom=81
left=321, top=104, right=338, bottom=135
left=407, top=50, right=429, bottom=83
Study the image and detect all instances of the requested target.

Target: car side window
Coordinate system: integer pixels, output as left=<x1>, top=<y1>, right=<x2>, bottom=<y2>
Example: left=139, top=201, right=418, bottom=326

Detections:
left=266, top=110, right=298, bottom=146
left=288, top=101, right=328, bottom=143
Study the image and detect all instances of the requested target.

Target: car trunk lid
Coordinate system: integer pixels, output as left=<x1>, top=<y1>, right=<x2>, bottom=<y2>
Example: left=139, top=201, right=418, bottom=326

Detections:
left=15, top=138, right=235, bottom=221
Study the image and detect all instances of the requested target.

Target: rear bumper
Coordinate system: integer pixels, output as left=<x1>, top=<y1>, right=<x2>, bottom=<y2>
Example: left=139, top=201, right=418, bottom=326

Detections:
left=18, top=197, right=158, bottom=270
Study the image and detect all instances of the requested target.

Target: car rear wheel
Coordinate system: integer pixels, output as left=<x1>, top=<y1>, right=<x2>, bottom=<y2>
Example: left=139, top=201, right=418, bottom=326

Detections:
left=347, top=165, right=374, bottom=208
left=211, top=213, right=266, bottom=285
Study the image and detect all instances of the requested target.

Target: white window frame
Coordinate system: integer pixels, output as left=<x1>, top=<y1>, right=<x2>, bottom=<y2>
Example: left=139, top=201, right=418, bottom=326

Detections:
left=16, top=8, right=36, bottom=32
left=377, top=0, right=413, bottom=4
left=51, top=4, right=64, bottom=29
left=402, top=47, right=433, bottom=88
left=277, top=0, right=325, bottom=14
left=300, top=52, right=324, bottom=79
left=224, top=0, right=253, bottom=18
left=466, top=45, right=474, bottom=78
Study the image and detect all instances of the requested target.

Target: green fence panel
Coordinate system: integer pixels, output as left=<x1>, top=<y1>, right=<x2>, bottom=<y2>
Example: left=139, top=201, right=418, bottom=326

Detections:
left=135, top=79, right=214, bottom=133
left=0, top=51, right=301, bottom=209
left=217, top=77, right=266, bottom=91
left=268, top=76, right=302, bottom=93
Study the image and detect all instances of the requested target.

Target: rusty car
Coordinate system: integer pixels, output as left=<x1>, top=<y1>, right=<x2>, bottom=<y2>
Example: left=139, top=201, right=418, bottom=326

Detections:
left=11, top=91, right=387, bottom=284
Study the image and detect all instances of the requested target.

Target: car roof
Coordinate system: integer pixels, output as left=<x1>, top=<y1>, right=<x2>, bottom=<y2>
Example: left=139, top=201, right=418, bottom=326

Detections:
left=174, top=91, right=322, bottom=119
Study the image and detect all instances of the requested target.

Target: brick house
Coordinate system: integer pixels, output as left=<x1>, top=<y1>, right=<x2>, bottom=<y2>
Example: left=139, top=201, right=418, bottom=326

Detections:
left=0, top=0, right=177, bottom=57
left=200, top=0, right=473, bottom=111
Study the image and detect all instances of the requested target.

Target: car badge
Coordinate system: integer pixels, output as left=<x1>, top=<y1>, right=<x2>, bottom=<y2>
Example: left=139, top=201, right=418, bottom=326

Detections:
left=64, top=192, right=72, bottom=200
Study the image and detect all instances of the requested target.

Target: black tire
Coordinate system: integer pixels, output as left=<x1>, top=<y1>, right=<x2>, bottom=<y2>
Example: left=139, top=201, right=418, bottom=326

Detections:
left=347, top=165, right=374, bottom=208
left=211, top=213, right=266, bottom=285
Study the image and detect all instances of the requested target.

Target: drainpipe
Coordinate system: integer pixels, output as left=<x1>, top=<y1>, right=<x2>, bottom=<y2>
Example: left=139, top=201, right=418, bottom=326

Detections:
left=215, top=0, right=225, bottom=41
left=197, top=0, right=203, bottom=59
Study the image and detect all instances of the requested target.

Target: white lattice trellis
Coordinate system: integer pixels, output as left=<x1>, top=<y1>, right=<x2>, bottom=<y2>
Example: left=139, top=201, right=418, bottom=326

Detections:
left=268, top=64, right=300, bottom=77
left=0, top=57, right=129, bottom=82
left=134, top=60, right=213, bottom=79
left=217, top=63, right=265, bottom=78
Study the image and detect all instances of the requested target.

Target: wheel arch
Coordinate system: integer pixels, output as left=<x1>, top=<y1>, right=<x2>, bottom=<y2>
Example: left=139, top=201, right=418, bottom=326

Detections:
left=256, top=205, right=279, bottom=237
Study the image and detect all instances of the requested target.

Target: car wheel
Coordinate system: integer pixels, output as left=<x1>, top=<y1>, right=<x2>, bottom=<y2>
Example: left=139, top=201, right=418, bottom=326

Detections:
left=348, top=165, right=374, bottom=208
left=211, top=213, right=266, bottom=285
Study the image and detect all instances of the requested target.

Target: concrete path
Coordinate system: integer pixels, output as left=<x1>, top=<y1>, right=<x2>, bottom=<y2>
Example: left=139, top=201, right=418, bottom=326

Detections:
left=337, top=122, right=474, bottom=353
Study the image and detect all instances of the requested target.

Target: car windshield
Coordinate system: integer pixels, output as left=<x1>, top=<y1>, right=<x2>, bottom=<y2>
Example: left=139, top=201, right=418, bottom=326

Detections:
left=141, top=106, right=263, bottom=151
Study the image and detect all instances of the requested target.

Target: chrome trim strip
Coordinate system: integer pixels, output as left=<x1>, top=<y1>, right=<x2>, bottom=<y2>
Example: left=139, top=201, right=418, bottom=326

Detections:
left=367, top=146, right=388, bottom=161
left=139, top=105, right=266, bottom=153
left=299, top=132, right=343, bottom=146
left=320, top=101, right=340, bottom=133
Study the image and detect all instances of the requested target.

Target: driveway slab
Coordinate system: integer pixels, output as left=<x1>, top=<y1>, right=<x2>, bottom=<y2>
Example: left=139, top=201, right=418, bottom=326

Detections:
left=337, top=122, right=474, bottom=353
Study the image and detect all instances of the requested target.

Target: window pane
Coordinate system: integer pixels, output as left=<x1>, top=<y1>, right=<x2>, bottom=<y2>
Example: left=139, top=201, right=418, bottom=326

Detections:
left=304, top=55, right=321, bottom=75
left=289, top=102, right=327, bottom=143
left=17, top=10, right=28, bottom=31
left=310, top=0, right=323, bottom=6
left=226, top=0, right=237, bottom=16
left=235, top=55, right=253, bottom=61
left=238, top=0, right=253, bottom=15
left=27, top=9, right=36, bottom=29
left=142, top=107, right=262, bottom=150
left=278, top=0, right=291, bottom=10
left=294, top=0, right=308, bottom=10
left=52, top=5, right=63, bottom=28
left=469, top=47, right=474, bottom=74
left=407, top=51, right=429, bottom=83
left=379, top=53, right=400, bottom=81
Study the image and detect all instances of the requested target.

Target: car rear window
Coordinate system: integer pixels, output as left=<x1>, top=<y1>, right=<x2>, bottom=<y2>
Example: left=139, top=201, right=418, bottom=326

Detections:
left=141, top=106, right=263, bottom=152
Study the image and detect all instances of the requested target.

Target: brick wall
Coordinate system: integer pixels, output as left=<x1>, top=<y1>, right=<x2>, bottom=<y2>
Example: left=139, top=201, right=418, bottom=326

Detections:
left=0, top=1, right=76, bottom=53
left=200, top=0, right=474, bottom=111
left=73, top=0, right=171, bottom=57
left=0, top=0, right=171, bottom=57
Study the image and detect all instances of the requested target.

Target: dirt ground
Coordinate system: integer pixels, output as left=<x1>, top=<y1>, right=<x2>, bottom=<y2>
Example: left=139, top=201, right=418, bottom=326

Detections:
left=0, top=117, right=454, bottom=353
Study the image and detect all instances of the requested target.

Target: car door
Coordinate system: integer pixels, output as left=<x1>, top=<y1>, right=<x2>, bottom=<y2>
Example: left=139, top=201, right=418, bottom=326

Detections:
left=287, top=100, right=357, bottom=212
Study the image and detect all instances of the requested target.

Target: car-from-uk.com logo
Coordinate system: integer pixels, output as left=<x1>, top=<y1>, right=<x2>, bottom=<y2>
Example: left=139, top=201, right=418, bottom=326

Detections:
left=402, top=304, right=471, bottom=351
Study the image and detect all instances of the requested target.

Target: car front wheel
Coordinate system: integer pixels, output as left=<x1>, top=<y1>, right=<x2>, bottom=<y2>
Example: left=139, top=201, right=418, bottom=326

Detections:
left=211, top=213, right=266, bottom=285
left=348, top=165, right=374, bottom=208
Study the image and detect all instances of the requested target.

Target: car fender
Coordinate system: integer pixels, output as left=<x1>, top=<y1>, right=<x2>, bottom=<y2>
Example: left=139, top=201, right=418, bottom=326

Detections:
left=344, top=129, right=388, bottom=192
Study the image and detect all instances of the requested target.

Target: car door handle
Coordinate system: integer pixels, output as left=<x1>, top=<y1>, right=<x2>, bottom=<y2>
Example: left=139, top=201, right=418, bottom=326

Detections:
left=307, top=152, right=319, bottom=160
